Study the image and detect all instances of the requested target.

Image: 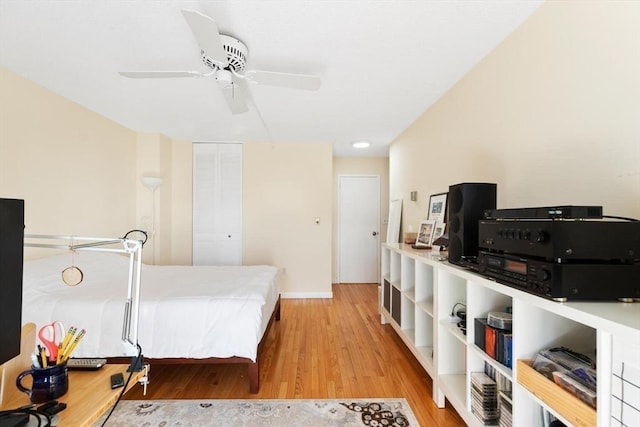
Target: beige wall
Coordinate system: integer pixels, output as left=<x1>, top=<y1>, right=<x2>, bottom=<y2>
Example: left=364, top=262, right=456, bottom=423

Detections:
left=390, top=1, right=640, bottom=232
left=136, top=133, right=174, bottom=265
left=243, top=142, right=333, bottom=297
left=332, top=157, right=389, bottom=283
left=0, top=67, right=137, bottom=259
left=169, top=139, right=193, bottom=265
left=168, top=141, right=334, bottom=296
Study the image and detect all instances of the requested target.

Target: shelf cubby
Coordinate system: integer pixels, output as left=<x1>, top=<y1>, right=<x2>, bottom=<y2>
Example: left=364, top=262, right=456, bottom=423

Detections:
left=382, top=278, right=391, bottom=314
left=401, top=255, right=415, bottom=292
left=391, top=284, right=402, bottom=325
left=415, top=309, right=433, bottom=349
left=401, top=293, right=415, bottom=333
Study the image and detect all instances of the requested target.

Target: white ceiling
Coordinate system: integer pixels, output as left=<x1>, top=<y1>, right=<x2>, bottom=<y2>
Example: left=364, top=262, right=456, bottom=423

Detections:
left=0, top=0, right=542, bottom=157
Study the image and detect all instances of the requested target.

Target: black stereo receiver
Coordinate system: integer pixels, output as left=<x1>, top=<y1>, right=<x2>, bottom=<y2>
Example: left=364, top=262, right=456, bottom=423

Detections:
left=484, top=205, right=603, bottom=220
left=478, top=219, right=640, bottom=262
left=477, top=251, right=640, bottom=301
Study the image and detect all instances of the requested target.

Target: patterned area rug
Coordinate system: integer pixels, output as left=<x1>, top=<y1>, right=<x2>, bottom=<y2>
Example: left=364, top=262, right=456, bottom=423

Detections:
left=94, top=398, right=418, bottom=426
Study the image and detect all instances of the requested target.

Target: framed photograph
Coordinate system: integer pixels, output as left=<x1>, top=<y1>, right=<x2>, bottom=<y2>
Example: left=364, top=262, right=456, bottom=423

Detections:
left=427, top=192, right=448, bottom=223
left=431, top=221, right=446, bottom=245
left=415, top=219, right=436, bottom=248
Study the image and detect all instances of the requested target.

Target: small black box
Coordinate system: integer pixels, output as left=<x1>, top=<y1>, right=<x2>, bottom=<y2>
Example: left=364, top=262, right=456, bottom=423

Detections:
left=475, top=318, right=488, bottom=350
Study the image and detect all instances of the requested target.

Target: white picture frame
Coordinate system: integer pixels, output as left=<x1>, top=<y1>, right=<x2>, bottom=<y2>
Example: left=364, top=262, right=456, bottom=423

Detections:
left=427, top=192, right=448, bottom=223
left=415, top=219, right=436, bottom=247
left=386, top=199, right=402, bottom=244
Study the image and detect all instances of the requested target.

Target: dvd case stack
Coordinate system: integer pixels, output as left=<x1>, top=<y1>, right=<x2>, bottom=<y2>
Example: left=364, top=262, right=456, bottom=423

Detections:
left=484, top=361, right=513, bottom=427
left=471, top=372, right=499, bottom=425
left=475, top=312, right=513, bottom=368
left=498, top=390, right=512, bottom=427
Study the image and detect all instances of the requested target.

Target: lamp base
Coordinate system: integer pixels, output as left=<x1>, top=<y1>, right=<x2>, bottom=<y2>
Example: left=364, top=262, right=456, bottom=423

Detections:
left=127, top=354, right=145, bottom=372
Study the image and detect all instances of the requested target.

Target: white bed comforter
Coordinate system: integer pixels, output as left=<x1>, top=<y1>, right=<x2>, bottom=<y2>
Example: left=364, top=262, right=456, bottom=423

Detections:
left=22, top=252, right=279, bottom=362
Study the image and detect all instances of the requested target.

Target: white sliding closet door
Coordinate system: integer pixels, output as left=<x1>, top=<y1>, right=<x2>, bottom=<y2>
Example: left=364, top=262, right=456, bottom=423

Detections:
left=192, top=142, right=242, bottom=265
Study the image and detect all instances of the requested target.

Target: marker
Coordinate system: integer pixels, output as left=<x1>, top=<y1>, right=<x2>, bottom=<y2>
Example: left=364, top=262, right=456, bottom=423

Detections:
left=31, top=352, right=41, bottom=369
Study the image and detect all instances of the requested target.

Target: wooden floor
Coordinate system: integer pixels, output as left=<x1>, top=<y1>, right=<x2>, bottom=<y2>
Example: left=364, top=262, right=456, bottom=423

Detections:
left=124, top=283, right=465, bottom=426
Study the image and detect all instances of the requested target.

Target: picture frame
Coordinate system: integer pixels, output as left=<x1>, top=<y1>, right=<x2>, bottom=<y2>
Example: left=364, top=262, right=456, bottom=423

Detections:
left=387, top=199, right=403, bottom=244
left=427, top=192, right=448, bottom=223
left=431, top=221, right=446, bottom=245
left=415, top=219, right=436, bottom=248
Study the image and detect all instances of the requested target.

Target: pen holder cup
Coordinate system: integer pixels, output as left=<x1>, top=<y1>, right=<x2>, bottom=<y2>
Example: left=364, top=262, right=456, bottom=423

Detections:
left=16, top=363, right=69, bottom=403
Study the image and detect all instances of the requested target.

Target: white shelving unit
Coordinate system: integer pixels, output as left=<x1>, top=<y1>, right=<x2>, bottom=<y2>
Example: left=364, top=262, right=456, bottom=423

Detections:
left=380, top=243, right=640, bottom=427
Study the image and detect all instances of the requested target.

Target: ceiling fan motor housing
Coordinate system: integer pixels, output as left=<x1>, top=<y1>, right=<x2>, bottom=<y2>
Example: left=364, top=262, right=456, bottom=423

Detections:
left=201, top=34, right=248, bottom=72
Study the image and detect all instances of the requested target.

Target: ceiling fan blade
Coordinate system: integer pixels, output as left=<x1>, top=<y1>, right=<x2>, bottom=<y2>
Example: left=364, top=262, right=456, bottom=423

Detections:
left=181, top=9, right=229, bottom=68
left=245, top=70, right=321, bottom=91
left=217, top=77, right=249, bottom=114
left=119, top=71, right=203, bottom=79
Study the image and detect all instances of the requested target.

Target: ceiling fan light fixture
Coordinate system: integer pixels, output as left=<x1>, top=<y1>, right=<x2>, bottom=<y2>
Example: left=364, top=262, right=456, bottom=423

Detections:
left=216, top=69, right=233, bottom=84
left=352, top=141, right=371, bottom=149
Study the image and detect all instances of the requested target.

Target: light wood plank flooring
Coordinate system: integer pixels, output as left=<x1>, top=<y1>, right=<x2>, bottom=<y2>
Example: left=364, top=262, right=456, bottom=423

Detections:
left=124, top=283, right=465, bottom=426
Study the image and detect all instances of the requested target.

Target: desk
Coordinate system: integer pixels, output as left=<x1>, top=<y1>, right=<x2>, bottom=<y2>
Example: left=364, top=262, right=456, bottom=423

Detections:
left=2, top=364, right=145, bottom=427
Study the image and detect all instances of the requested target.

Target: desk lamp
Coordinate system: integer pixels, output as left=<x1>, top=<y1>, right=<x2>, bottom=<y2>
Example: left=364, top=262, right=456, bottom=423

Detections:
left=24, top=235, right=145, bottom=372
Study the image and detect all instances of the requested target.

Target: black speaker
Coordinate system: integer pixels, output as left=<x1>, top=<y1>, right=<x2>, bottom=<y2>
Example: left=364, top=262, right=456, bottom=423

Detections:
left=0, top=198, right=24, bottom=365
left=447, top=183, right=496, bottom=265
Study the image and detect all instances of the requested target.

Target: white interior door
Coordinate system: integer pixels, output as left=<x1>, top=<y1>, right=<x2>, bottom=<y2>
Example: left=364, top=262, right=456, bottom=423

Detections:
left=192, top=142, right=242, bottom=265
left=338, top=175, right=380, bottom=283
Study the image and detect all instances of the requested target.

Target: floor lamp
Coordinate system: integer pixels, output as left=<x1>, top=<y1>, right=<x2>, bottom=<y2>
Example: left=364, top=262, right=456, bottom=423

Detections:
left=141, top=176, right=163, bottom=264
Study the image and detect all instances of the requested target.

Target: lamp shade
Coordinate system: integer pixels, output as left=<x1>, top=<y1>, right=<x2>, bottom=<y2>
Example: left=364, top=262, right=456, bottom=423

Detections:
left=141, top=176, right=163, bottom=189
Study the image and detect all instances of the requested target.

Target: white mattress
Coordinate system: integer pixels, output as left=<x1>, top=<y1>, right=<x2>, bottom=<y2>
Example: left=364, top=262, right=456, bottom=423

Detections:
left=22, top=251, right=279, bottom=362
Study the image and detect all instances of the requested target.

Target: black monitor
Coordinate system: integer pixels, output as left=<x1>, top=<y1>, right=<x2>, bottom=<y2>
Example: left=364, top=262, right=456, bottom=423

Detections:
left=0, top=198, right=24, bottom=365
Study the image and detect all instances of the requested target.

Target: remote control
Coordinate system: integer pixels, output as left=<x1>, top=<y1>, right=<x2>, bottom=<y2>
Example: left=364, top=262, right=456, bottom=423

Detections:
left=66, top=358, right=107, bottom=370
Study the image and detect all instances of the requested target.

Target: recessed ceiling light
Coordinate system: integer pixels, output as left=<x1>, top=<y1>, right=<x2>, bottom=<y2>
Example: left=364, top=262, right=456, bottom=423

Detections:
left=352, top=141, right=371, bottom=148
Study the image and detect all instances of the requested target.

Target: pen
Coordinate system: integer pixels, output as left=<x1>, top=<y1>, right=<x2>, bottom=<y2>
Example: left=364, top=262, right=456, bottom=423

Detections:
left=40, top=347, right=48, bottom=368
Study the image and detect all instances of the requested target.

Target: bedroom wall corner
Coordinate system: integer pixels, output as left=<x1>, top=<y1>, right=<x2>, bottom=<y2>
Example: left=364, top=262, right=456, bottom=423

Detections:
left=243, top=142, right=333, bottom=297
left=136, top=132, right=173, bottom=265
left=0, top=66, right=137, bottom=260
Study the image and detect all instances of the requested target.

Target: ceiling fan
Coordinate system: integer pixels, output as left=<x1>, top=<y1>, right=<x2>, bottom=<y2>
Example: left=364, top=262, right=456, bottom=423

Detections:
left=118, top=9, right=321, bottom=114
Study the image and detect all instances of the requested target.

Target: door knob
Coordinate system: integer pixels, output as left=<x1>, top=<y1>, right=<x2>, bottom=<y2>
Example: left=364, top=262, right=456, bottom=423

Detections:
left=372, top=231, right=378, bottom=236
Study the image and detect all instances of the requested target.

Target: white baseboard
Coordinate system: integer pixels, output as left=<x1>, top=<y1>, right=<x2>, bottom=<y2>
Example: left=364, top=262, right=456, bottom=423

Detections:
left=280, top=291, right=333, bottom=299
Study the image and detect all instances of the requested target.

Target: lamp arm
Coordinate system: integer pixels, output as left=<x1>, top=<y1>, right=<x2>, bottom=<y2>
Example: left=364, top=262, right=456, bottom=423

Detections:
left=122, top=242, right=144, bottom=371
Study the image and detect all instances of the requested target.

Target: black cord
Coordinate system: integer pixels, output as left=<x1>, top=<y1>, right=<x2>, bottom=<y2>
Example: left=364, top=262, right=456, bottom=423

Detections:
left=0, top=408, right=52, bottom=426
left=603, top=215, right=638, bottom=222
left=122, top=229, right=148, bottom=246
left=99, top=344, right=143, bottom=427
left=450, top=302, right=467, bottom=316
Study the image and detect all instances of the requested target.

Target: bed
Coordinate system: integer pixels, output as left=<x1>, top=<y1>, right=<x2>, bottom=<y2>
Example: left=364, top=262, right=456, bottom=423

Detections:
left=21, top=251, right=280, bottom=393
